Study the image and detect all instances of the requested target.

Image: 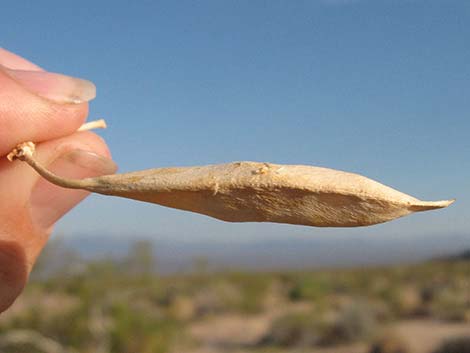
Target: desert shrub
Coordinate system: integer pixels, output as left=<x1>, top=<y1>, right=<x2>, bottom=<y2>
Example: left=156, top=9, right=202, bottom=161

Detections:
left=319, top=300, right=377, bottom=346
left=260, top=300, right=377, bottom=348
left=288, top=274, right=331, bottom=302
left=110, top=302, right=181, bottom=353
left=163, top=273, right=269, bottom=315
left=226, top=273, right=270, bottom=313
left=259, top=311, right=326, bottom=347
left=0, top=300, right=90, bottom=349
left=432, top=336, right=470, bottom=353
left=430, top=289, right=469, bottom=322
left=368, top=299, right=394, bottom=323
left=0, top=330, right=77, bottom=353
left=369, top=333, right=410, bottom=353
left=0, top=341, right=46, bottom=353
left=192, top=283, right=233, bottom=317
left=420, top=284, right=438, bottom=304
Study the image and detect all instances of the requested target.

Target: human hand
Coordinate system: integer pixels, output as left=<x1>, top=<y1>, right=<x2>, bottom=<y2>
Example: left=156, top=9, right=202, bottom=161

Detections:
left=0, top=48, right=117, bottom=312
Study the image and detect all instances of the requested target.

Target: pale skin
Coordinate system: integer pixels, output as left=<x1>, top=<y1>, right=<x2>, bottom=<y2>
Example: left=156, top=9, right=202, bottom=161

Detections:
left=0, top=48, right=116, bottom=313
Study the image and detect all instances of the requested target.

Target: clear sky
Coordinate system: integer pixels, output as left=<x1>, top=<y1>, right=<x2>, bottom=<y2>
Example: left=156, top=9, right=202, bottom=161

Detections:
left=2, top=0, right=469, bottom=254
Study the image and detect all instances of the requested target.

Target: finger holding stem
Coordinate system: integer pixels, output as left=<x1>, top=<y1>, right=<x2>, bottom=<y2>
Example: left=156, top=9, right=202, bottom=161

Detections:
left=6, top=119, right=108, bottom=189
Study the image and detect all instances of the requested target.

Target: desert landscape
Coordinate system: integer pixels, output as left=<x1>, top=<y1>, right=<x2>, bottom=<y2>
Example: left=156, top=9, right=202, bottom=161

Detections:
left=0, top=240, right=468, bottom=353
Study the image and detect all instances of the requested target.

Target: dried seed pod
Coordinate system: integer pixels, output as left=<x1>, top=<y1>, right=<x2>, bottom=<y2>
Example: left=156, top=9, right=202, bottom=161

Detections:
left=10, top=143, right=454, bottom=227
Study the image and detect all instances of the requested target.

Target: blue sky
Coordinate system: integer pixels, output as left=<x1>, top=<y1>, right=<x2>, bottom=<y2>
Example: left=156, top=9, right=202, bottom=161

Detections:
left=2, top=0, right=469, bottom=254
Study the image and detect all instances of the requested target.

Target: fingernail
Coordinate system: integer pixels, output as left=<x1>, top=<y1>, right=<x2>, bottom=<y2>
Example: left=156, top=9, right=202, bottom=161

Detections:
left=30, top=149, right=117, bottom=230
left=1, top=66, right=96, bottom=104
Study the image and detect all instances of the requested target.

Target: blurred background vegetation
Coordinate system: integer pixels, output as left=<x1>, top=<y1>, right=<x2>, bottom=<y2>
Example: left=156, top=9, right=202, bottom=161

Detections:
left=0, top=238, right=469, bottom=353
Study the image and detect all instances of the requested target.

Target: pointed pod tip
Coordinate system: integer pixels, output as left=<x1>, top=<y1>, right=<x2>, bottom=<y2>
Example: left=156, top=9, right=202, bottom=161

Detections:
left=409, top=198, right=456, bottom=212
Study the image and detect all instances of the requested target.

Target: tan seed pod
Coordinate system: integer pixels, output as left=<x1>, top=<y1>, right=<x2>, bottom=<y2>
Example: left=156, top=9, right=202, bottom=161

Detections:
left=9, top=139, right=454, bottom=228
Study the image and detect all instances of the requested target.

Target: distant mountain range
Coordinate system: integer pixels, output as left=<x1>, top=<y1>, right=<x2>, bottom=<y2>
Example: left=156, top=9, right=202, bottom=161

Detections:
left=56, top=232, right=470, bottom=274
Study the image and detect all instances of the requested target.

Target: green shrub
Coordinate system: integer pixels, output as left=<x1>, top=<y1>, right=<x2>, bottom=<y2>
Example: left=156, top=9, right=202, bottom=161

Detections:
left=110, top=302, right=181, bottom=353
left=288, top=275, right=331, bottom=302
